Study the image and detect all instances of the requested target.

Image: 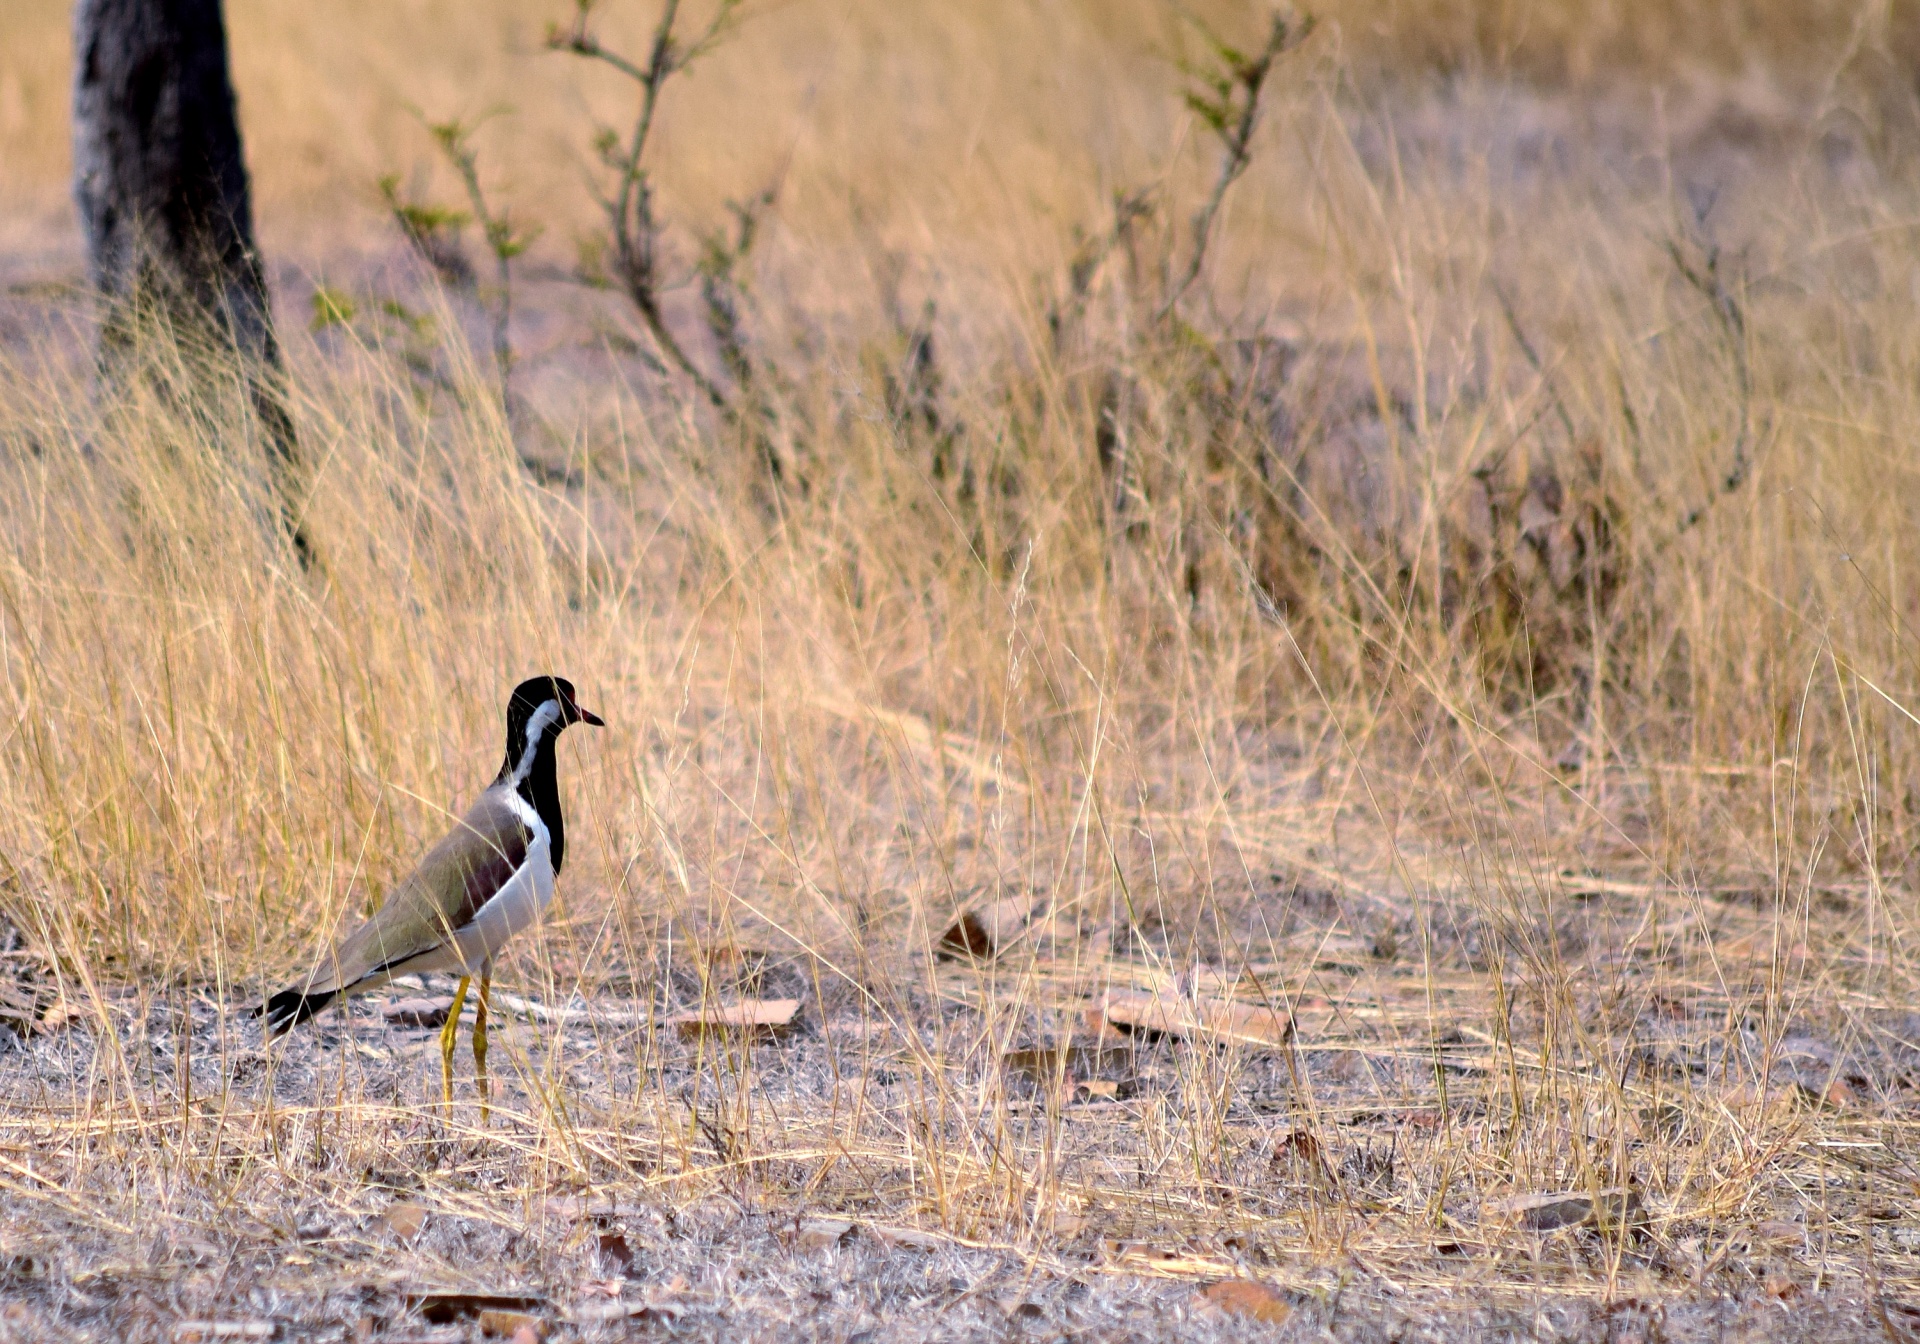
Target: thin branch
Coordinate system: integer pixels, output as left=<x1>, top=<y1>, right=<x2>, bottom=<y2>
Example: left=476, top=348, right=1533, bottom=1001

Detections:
left=1048, top=187, right=1154, bottom=353
left=549, top=0, right=744, bottom=410
left=1161, top=11, right=1313, bottom=319
left=1668, top=232, right=1755, bottom=536
left=378, top=175, right=473, bottom=290
left=429, top=119, right=540, bottom=414
left=1492, top=280, right=1577, bottom=445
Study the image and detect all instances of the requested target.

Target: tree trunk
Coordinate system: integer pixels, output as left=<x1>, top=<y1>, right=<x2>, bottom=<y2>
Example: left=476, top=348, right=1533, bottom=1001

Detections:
left=72, top=0, right=308, bottom=559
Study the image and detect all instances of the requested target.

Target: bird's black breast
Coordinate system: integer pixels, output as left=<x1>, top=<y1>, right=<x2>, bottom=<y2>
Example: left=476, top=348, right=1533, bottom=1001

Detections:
left=518, top=740, right=567, bottom=873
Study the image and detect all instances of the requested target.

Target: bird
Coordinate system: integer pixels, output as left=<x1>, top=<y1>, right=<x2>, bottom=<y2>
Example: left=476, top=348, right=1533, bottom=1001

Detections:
left=261, top=675, right=604, bottom=1114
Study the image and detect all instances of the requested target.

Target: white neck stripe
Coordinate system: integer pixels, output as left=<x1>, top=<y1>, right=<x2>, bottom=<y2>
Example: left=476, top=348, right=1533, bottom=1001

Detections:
left=508, top=701, right=563, bottom=787
left=499, top=787, right=550, bottom=845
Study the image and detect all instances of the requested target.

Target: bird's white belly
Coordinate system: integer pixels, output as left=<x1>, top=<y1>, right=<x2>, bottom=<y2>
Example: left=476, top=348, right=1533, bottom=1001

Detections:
left=403, top=836, right=555, bottom=978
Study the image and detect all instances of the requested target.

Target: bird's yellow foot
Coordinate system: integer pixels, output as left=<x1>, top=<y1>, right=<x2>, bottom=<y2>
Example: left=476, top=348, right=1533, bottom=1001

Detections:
left=474, top=966, right=492, bottom=1125
left=439, top=975, right=471, bottom=1110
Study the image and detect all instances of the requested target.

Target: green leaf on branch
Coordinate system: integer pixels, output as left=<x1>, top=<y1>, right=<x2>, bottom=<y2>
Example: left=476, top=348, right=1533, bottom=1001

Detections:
left=308, top=286, right=356, bottom=332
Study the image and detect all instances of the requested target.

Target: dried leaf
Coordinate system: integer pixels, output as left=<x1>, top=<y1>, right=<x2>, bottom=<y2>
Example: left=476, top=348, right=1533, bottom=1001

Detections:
left=1497, top=1192, right=1592, bottom=1231
left=1102, top=1239, right=1183, bottom=1266
left=377, top=1201, right=426, bottom=1241
left=174, top=1324, right=275, bottom=1343
left=382, top=996, right=454, bottom=1029
left=1197, top=1279, right=1293, bottom=1324
left=35, top=996, right=79, bottom=1035
left=0, top=981, right=42, bottom=1033
left=1272, top=1128, right=1332, bottom=1176
left=1103, top=991, right=1292, bottom=1048
left=477, top=1309, right=547, bottom=1339
left=1076, top=1006, right=1133, bottom=1041
left=1050, top=1210, right=1089, bottom=1237
left=664, top=998, right=800, bottom=1041
left=938, top=897, right=1034, bottom=960
left=697, top=941, right=778, bottom=991
left=1182, top=966, right=1250, bottom=995
left=1488, top=1187, right=1643, bottom=1233
left=789, top=1217, right=855, bottom=1249
left=541, top=1194, right=620, bottom=1225
left=572, top=1301, right=683, bottom=1326
left=1718, top=1083, right=1803, bottom=1113
left=867, top=1224, right=943, bottom=1251
left=1001, top=1041, right=1131, bottom=1080
left=594, top=1231, right=633, bottom=1273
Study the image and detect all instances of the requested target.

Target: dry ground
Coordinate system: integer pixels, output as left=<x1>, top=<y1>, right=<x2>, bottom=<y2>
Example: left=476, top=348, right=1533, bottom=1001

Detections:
left=7, top=1, right=1920, bottom=1340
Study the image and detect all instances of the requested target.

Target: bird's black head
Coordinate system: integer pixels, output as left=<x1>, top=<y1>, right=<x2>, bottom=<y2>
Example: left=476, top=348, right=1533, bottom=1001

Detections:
left=500, top=675, right=604, bottom=783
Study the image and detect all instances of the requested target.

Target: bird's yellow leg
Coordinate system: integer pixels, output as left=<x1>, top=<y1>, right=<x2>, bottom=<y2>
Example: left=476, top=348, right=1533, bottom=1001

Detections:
left=473, top=963, right=492, bottom=1125
left=439, top=976, right=471, bottom=1108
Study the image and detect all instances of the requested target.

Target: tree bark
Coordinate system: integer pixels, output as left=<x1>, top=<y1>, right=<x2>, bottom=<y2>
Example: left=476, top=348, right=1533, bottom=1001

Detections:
left=72, top=0, right=307, bottom=558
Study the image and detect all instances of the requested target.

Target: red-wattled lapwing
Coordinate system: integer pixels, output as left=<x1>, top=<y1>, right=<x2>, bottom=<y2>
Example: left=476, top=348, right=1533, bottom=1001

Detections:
left=262, top=676, right=603, bottom=1113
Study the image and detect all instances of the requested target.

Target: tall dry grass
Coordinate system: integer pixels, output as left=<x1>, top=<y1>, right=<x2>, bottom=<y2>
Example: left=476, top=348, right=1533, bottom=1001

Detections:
left=1, top=0, right=1919, bottom=1313
left=7, top=0, right=1918, bottom=246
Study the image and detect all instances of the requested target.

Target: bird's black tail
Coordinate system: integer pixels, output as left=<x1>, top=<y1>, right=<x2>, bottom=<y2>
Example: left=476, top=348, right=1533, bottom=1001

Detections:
left=258, top=987, right=336, bottom=1036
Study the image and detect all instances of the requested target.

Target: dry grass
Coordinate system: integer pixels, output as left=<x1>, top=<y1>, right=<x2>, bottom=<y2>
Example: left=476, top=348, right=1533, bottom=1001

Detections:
left=4, top=2, right=1920, bottom=1340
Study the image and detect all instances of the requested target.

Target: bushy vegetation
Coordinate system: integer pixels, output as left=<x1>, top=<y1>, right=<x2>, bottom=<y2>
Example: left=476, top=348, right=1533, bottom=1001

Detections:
left=1, top=1, right=1919, bottom=1335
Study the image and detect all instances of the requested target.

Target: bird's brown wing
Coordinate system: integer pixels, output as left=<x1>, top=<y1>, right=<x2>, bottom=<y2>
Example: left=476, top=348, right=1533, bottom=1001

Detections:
left=307, top=788, right=531, bottom=993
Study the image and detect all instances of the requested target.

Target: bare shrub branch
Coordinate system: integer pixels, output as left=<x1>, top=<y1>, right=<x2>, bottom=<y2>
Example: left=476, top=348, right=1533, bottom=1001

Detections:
left=549, top=0, right=748, bottom=413
left=378, top=115, right=538, bottom=415
left=1162, top=10, right=1314, bottom=317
